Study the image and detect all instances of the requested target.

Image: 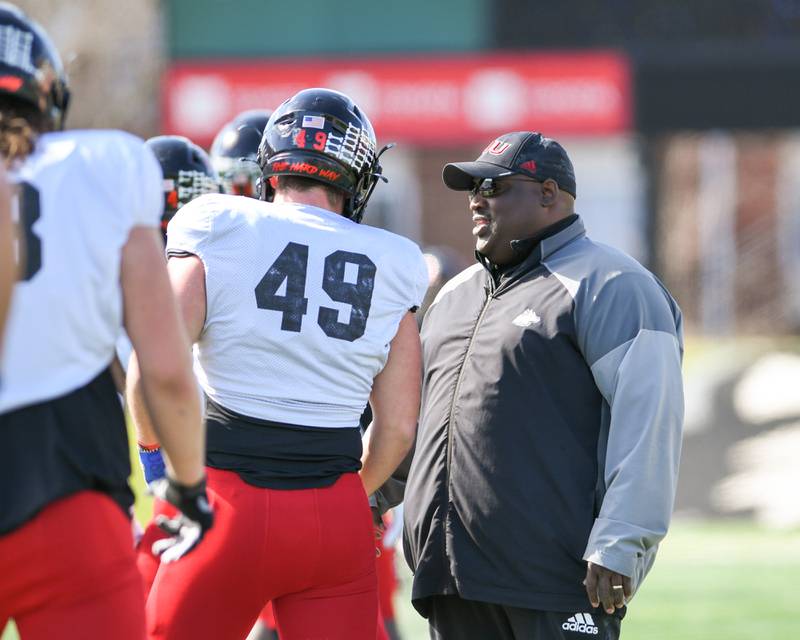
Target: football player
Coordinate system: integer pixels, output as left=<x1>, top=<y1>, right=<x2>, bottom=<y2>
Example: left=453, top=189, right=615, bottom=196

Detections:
left=213, top=106, right=395, bottom=640
left=0, top=5, right=212, bottom=639
left=148, top=134, right=221, bottom=239
left=129, top=87, right=428, bottom=640
left=127, top=135, right=219, bottom=595
left=210, top=109, right=271, bottom=197
left=115, top=135, right=219, bottom=378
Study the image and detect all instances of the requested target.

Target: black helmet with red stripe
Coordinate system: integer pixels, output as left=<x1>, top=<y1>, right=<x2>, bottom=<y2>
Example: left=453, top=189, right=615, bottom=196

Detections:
left=257, top=88, right=391, bottom=222
left=210, top=108, right=271, bottom=198
left=145, top=135, right=219, bottom=237
left=0, top=2, right=70, bottom=130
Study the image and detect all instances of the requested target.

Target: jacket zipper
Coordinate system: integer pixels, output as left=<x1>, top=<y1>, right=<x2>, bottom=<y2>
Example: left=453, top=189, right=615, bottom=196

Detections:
left=445, top=288, right=494, bottom=496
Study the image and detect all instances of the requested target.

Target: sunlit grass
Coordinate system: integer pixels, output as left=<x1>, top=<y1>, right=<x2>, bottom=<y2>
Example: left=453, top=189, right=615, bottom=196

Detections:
left=394, top=519, right=800, bottom=640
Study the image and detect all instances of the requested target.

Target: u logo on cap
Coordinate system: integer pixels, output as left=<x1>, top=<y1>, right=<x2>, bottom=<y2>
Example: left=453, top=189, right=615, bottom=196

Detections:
left=485, top=140, right=510, bottom=155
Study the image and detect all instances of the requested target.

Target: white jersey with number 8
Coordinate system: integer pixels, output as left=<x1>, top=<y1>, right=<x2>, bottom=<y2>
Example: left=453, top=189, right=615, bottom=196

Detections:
left=0, top=130, right=162, bottom=414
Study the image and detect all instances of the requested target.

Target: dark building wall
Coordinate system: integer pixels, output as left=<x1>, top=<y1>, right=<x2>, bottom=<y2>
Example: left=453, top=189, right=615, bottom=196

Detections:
left=490, top=0, right=800, bottom=49
left=490, top=0, right=800, bottom=131
left=634, top=46, right=800, bottom=132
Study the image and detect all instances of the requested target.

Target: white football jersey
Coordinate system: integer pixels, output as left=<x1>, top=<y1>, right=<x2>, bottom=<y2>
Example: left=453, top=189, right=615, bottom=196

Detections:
left=116, top=331, right=133, bottom=373
left=167, top=194, right=428, bottom=429
left=0, top=130, right=163, bottom=413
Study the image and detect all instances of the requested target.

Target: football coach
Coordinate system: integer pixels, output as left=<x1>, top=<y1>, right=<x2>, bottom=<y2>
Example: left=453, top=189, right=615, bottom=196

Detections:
left=403, top=131, right=685, bottom=639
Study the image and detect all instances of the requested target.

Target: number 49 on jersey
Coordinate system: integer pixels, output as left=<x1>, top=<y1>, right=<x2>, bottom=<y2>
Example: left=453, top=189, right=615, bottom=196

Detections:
left=254, top=241, right=377, bottom=342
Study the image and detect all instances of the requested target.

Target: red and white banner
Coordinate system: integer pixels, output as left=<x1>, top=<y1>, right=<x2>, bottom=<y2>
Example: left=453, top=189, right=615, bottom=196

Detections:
left=162, top=52, right=631, bottom=147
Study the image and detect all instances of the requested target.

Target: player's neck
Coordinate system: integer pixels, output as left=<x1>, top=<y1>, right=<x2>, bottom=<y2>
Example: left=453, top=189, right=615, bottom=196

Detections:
left=273, top=189, right=342, bottom=215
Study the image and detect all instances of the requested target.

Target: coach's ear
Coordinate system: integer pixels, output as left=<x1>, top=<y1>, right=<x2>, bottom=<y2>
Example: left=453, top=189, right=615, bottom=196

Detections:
left=540, top=178, right=559, bottom=208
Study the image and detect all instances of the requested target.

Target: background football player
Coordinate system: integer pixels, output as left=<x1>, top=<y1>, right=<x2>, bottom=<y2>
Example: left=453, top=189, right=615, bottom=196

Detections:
left=115, top=134, right=219, bottom=380
left=0, top=5, right=211, bottom=638
left=210, top=108, right=271, bottom=197
left=129, top=134, right=221, bottom=595
left=148, top=134, right=221, bottom=238
left=112, top=135, right=218, bottom=491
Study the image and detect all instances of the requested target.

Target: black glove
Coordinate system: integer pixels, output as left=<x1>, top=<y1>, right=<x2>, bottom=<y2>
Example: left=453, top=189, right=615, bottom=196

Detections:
left=150, top=475, right=214, bottom=563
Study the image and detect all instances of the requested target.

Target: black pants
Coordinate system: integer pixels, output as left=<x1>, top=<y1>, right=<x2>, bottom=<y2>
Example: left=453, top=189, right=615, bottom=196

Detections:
left=427, top=594, right=623, bottom=640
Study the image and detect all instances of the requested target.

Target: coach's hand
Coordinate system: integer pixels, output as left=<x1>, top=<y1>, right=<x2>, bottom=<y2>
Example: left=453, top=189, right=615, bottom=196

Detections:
left=150, top=475, right=214, bottom=563
left=583, top=562, right=631, bottom=614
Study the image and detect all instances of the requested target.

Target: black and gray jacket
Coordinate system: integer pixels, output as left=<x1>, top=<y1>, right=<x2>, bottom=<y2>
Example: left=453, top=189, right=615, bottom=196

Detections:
left=403, top=216, right=684, bottom=614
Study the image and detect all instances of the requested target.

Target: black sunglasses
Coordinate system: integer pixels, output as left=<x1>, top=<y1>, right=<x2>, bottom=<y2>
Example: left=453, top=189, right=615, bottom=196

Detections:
left=470, top=177, right=541, bottom=199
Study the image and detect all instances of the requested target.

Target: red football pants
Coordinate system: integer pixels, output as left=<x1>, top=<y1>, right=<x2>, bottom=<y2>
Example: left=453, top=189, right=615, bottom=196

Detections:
left=257, top=548, right=391, bottom=640
left=144, top=468, right=378, bottom=640
left=258, top=593, right=389, bottom=640
left=0, top=491, right=145, bottom=640
left=137, top=498, right=176, bottom=602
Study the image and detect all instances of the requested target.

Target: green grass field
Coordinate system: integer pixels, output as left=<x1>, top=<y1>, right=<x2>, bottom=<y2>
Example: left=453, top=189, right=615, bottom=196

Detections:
left=4, top=518, right=797, bottom=639
left=393, top=519, right=800, bottom=640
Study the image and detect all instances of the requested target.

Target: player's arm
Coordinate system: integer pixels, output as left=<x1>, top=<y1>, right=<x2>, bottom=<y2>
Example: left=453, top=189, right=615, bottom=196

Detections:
left=360, top=311, right=421, bottom=496
left=0, top=164, right=15, bottom=358
left=122, top=226, right=205, bottom=487
left=125, top=232, right=213, bottom=562
left=126, top=250, right=205, bottom=472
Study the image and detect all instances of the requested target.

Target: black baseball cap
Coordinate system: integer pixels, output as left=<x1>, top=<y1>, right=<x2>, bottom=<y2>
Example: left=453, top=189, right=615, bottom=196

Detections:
left=443, top=131, right=576, bottom=198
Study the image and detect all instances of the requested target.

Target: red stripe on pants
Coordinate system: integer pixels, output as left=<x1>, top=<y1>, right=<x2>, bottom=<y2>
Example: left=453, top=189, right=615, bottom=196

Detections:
left=0, top=491, right=146, bottom=640
left=145, top=468, right=378, bottom=640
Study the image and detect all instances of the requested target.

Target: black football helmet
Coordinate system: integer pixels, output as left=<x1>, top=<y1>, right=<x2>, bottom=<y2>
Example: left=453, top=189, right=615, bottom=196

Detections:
left=0, top=3, right=70, bottom=129
left=257, top=88, right=391, bottom=223
left=210, top=109, right=271, bottom=198
left=145, top=135, right=220, bottom=236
